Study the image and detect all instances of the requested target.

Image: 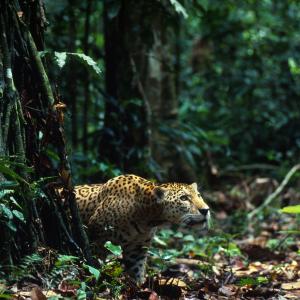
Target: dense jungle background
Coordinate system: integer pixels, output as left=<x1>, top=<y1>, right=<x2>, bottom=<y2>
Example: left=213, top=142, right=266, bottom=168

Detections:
left=0, top=0, right=300, bottom=299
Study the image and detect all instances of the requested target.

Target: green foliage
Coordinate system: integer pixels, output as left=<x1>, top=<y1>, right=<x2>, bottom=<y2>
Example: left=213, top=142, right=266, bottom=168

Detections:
left=0, top=157, right=30, bottom=184
left=0, top=157, right=52, bottom=238
left=238, top=276, right=268, bottom=287
left=177, top=0, right=300, bottom=169
left=104, top=241, right=122, bottom=256
left=40, top=51, right=102, bottom=76
left=84, top=264, right=100, bottom=281
left=3, top=254, right=43, bottom=282
left=0, top=283, right=11, bottom=300
left=281, top=205, right=300, bottom=214
left=70, top=153, right=121, bottom=183
left=150, top=228, right=242, bottom=276
left=76, top=282, right=87, bottom=300
left=0, top=159, right=26, bottom=234
left=54, top=254, right=79, bottom=267
left=169, top=0, right=188, bottom=18
left=43, top=0, right=300, bottom=183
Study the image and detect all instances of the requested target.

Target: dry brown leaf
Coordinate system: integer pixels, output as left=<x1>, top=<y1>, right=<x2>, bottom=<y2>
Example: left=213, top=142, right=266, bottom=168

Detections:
left=284, top=290, right=300, bottom=299
left=157, top=278, right=187, bottom=288
left=234, top=261, right=270, bottom=277
left=218, top=285, right=237, bottom=297
left=30, top=287, right=47, bottom=300
left=58, top=280, right=79, bottom=295
left=282, top=281, right=300, bottom=290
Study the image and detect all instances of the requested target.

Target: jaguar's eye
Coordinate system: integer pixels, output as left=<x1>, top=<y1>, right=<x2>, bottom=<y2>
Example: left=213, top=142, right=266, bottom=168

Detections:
left=180, top=195, right=190, bottom=201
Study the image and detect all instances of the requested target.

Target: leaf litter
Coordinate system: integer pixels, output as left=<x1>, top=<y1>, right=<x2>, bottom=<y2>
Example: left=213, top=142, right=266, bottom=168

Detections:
left=2, top=175, right=300, bottom=299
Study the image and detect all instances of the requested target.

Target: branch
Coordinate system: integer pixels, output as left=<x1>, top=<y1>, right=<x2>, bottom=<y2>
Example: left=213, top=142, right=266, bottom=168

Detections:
left=248, top=164, right=300, bottom=220
left=27, top=30, right=55, bottom=107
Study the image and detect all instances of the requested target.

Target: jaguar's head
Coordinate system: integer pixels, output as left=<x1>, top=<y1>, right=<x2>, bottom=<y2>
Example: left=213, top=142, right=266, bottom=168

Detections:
left=152, top=182, right=210, bottom=231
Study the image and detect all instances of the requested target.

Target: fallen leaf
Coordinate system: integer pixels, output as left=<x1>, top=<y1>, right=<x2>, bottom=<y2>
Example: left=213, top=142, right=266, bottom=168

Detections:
left=284, top=290, right=300, bottom=299
left=157, top=278, right=187, bottom=288
left=218, top=285, right=237, bottom=296
left=31, top=287, right=47, bottom=300
left=58, top=280, right=79, bottom=295
left=282, top=281, right=300, bottom=290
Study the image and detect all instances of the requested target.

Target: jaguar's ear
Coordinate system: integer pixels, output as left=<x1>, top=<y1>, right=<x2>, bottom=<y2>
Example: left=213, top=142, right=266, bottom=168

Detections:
left=190, top=182, right=198, bottom=192
left=153, top=187, right=166, bottom=203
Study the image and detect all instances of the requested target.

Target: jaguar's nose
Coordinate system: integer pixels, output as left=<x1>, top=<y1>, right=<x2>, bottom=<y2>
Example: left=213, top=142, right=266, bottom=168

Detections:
left=199, top=208, right=209, bottom=216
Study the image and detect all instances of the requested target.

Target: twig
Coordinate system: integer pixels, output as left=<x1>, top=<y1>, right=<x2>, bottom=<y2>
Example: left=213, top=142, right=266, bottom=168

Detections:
left=174, top=258, right=210, bottom=266
left=248, top=164, right=300, bottom=220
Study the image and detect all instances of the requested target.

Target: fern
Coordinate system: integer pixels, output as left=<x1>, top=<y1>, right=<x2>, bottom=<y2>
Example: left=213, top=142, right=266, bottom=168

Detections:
left=6, top=254, right=43, bottom=282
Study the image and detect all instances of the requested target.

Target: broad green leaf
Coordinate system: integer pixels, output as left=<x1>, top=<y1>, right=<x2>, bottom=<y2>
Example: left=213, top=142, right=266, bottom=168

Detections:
left=104, top=241, right=122, bottom=256
left=84, top=264, right=100, bottom=281
left=69, top=53, right=101, bottom=75
left=0, top=164, right=27, bottom=184
left=0, top=190, right=14, bottom=200
left=55, top=255, right=79, bottom=266
left=76, top=288, right=86, bottom=300
left=54, top=52, right=67, bottom=68
left=9, top=196, right=22, bottom=209
left=39, top=51, right=101, bottom=76
left=238, top=276, right=268, bottom=286
left=12, top=210, right=25, bottom=222
left=238, top=277, right=257, bottom=286
left=38, top=50, right=49, bottom=58
left=0, top=204, right=13, bottom=219
left=281, top=205, right=300, bottom=214
left=153, top=235, right=168, bottom=247
left=169, top=0, right=188, bottom=18
left=76, top=282, right=86, bottom=300
left=173, top=231, right=183, bottom=238
left=6, top=220, right=16, bottom=232
left=257, top=276, right=268, bottom=284
left=183, top=234, right=195, bottom=242
left=0, top=181, right=18, bottom=190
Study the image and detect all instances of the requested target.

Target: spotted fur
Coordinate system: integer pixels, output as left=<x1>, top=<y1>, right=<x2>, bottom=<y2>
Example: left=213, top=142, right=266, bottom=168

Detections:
left=73, top=174, right=210, bottom=283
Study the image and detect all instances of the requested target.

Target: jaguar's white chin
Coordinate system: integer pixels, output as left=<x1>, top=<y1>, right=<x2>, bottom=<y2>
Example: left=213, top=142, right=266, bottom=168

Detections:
left=180, top=213, right=209, bottom=228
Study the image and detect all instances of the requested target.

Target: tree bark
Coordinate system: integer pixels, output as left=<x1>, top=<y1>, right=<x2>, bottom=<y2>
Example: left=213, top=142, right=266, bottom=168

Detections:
left=100, top=0, right=151, bottom=175
left=101, top=0, right=197, bottom=182
left=0, top=0, right=92, bottom=266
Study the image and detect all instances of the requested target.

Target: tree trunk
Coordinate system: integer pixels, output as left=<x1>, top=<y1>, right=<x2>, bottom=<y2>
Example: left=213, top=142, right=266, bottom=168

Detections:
left=99, top=0, right=151, bottom=175
left=144, top=13, right=197, bottom=183
left=0, top=0, right=92, bottom=266
left=101, top=0, right=196, bottom=182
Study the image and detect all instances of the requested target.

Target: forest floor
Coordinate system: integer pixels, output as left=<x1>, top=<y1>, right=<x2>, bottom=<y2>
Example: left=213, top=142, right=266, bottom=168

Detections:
left=1, top=175, right=300, bottom=300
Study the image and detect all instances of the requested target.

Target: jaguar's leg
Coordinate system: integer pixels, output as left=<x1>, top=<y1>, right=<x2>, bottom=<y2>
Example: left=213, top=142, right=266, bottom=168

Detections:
left=122, top=243, right=149, bottom=284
